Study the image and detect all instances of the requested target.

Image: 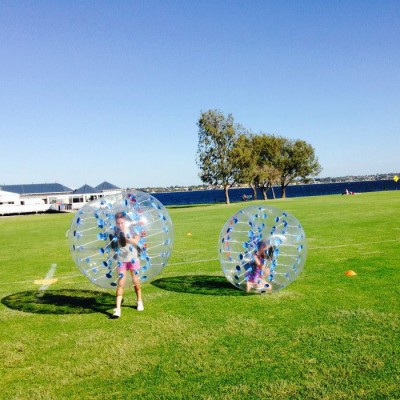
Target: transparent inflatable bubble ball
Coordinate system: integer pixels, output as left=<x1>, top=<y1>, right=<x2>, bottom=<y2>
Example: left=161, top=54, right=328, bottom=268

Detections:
left=69, top=190, right=174, bottom=289
left=218, top=205, right=307, bottom=293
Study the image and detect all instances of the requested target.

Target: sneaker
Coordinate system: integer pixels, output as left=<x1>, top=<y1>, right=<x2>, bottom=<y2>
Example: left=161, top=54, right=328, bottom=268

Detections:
left=111, top=308, right=121, bottom=319
left=137, top=301, right=144, bottom=311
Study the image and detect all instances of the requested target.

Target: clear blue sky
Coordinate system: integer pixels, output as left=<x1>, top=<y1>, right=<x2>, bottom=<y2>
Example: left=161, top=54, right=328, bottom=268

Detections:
left=1, top=1, right=399, bottom=189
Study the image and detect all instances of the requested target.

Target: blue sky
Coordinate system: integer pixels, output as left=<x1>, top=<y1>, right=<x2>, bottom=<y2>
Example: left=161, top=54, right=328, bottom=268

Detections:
left=1, top=1, right=399, bottom=189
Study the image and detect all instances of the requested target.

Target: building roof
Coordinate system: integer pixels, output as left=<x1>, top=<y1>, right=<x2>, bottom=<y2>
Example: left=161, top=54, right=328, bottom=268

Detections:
left=0, top=183, right=73, bottom=195
left=73, top=184, right=97, bottom=194
left=94, top=181, right=120, bottom=191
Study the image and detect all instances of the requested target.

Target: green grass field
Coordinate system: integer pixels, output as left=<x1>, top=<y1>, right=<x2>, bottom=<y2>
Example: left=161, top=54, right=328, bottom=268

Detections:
left=0, top=192, right=399, bottom=400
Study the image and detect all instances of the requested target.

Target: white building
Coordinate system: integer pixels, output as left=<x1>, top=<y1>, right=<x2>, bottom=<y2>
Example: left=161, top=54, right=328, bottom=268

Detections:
left=0, top=181, right=121, bottom=216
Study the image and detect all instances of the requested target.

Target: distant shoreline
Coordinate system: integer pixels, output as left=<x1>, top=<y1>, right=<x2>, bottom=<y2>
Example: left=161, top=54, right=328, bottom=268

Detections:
left=149, top=179, right=398, bottom=206
left=143, top=175, right=399, bottom=195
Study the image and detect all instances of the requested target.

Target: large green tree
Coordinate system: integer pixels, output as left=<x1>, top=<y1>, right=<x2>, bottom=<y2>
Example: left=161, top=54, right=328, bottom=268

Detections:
left=196, top=110, right=241, bottom=204
left=251, top=134, right=282, bottom=200
left=197, top=110, right=322, bottom=201
left=272, top=137, right=322, bottom=198
left=232, top=133, right=282, bottom=200
left=230, top=134, right=258, bottom=198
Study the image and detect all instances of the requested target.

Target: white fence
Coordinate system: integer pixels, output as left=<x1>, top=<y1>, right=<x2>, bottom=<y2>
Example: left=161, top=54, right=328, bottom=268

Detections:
left=0, top=203, right=52, bottom=216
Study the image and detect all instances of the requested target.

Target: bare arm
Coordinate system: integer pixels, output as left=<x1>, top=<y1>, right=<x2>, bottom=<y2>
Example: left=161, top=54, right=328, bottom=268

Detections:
left=253, top=254, right=263, bottom=268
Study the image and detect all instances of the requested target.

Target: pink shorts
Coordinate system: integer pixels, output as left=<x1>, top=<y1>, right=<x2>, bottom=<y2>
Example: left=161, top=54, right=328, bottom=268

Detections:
left=118, top=260, right=140, bottom=272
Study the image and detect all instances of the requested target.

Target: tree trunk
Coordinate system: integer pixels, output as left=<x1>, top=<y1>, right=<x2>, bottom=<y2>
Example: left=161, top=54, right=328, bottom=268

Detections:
left=281, top=184, right=286, bottom=198
left=262, top=188, right=267, bottom=200
left=251, top=184, right=257, bottom=200
left=224, top=185, right=230, bottom=204
left=270, top=186, right=276, bottom=199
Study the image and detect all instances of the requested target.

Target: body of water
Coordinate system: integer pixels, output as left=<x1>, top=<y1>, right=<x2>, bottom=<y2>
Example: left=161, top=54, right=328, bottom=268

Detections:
left=152, top=179, right=398, bottom=206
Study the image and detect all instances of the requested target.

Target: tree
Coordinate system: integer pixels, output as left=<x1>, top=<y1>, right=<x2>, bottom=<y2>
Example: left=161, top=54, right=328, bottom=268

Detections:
left=272, top=137, right=322, bottom=198
left=251, top=134, right=282, bottom=200
left=230, top=134, right=258, bottom=199
left=196, top=110, right=241, bottom=204
left=232, top=133, right=281, bottom=200
left=197, top=110, right=322, bottom=201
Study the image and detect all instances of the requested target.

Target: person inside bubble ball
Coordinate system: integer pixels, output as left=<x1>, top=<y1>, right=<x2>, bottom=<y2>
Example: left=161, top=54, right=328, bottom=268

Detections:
left=110, top=212, right=143, bottom=318
left=246, top=239, right=274, bottom=293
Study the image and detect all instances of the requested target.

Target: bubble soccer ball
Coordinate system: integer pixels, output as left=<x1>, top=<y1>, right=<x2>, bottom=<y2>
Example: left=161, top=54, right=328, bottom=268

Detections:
left=218, top=205, right=307, bottom=293
left=69, top=190, right=174, bottom=289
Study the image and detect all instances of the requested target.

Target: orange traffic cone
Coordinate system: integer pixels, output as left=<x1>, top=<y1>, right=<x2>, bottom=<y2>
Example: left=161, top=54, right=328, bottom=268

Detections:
left=345, top=270, right=357, bottom=276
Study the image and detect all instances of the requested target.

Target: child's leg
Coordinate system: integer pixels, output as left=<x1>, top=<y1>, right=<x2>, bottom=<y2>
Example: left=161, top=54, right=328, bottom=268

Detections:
left=131, top=271, right=142, bottom=302
left=246, top=281, right=252, bottom=293
left=115, top=275, right=126, bottom=309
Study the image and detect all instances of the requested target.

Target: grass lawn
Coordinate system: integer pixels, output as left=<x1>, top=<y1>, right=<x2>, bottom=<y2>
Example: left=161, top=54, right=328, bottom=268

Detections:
left=0, top=192, right=399, bottom=399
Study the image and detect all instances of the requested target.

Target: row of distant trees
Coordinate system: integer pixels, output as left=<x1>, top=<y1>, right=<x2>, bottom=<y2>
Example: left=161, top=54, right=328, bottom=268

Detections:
left=196, top=109, right=322, bottom=204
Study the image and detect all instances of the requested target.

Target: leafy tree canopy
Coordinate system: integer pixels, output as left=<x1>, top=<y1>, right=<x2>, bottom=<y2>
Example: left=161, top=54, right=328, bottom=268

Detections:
left=197, top=109, right=322, bottom=201
left=196, top=109, right=243, bottom=203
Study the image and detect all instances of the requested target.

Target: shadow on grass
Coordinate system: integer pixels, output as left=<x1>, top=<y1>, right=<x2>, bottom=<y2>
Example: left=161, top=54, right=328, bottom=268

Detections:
left=151, top=275, right=249, bottom=296
left=1, top=289, right=115, bottom=315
